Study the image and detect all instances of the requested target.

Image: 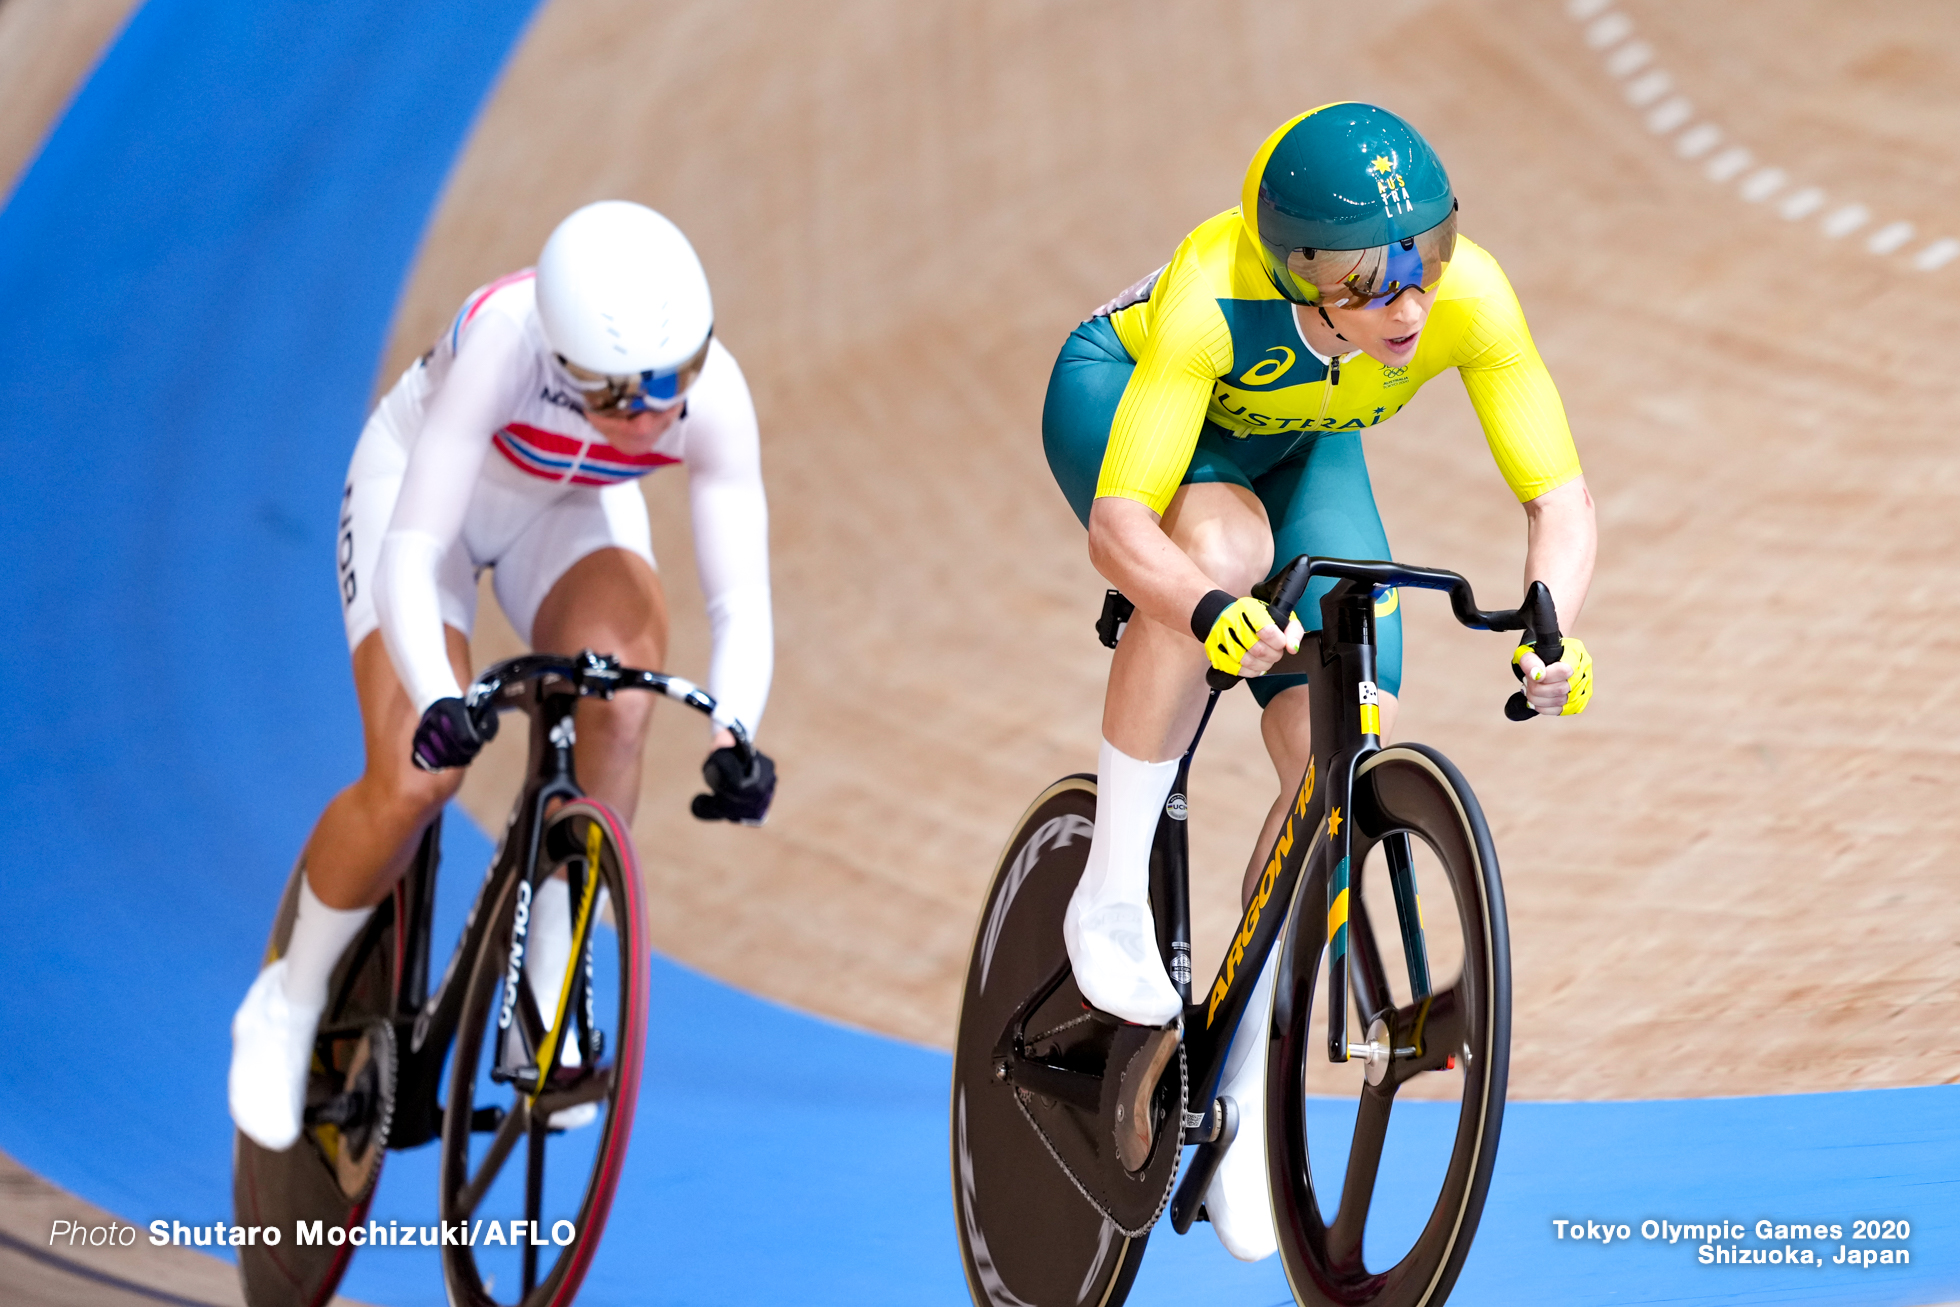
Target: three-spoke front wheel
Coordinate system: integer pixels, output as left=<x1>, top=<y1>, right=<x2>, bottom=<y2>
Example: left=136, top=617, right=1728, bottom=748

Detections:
left=1269, top=745, right=1510, bottom=1307
left=439, top=800, right=647, bottom=1307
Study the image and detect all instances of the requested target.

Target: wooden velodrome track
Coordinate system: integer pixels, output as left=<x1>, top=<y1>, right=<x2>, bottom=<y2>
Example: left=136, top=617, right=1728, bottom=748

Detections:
left=7, top=0, right=1960, bottom=1301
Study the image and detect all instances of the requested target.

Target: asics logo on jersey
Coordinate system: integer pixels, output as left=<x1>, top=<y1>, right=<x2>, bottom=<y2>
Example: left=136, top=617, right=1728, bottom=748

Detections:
left=540, top=385, right=583, bottom=413
left=1238, top=346, right=1296, bottom=388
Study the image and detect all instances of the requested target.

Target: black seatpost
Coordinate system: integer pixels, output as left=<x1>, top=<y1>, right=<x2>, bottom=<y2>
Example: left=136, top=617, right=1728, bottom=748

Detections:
left=1150, top=688, right=1222, bottom=1006
left=398, top=822, right=441, bottom=1013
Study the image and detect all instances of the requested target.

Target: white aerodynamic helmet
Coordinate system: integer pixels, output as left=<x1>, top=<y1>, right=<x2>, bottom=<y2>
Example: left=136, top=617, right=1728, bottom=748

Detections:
left=535, top=200, right=713, bottom=413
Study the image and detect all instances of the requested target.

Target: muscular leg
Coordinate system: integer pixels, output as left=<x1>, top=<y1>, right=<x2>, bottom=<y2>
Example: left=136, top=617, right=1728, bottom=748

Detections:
left=1238, top=684, right=1400, bottom=906
left=529, top=546, right=668, bottom=821
left=1103, top=481, right=1277, bottom=761
left=1070, top=481, right=1275, bottom=1025
left=233, top=624, right=471, bottom=1149
left=304, top=625, right=473, bottom=909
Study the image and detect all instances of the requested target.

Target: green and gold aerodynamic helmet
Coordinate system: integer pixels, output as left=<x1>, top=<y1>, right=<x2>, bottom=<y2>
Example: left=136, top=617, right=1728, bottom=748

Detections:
left=1243, top=102, right=1458, bottom=309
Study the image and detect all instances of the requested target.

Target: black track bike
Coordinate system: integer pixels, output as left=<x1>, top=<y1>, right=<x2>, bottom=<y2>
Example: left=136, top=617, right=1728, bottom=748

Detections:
left=232, top=651, right=754, bottom=1307
left=952, top=555, right=1563, bottom=1307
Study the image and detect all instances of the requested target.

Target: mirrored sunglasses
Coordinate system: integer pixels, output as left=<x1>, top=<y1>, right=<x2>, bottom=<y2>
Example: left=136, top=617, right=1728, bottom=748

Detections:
left=1282, top=210, right=1457, bottom=310
left=558, top=332, right=712, bottom=416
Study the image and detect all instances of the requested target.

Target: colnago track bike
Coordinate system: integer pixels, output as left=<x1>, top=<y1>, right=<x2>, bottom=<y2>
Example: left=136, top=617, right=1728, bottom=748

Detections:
left=233, top=650, right=754, bottom=1307
left=953, top=555, right=1564, bottom=1307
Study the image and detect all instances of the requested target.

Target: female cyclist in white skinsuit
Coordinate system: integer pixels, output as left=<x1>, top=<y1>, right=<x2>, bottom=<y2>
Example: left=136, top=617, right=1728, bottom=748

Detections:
left=229, top=201, right=776, bottom=1151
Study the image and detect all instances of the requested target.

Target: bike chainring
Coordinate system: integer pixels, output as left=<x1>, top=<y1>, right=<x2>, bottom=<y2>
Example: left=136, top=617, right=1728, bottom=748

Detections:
left=305, top=1018, right=396, bottom=1202
left=1009, top=1022, right=1187, bottom=1238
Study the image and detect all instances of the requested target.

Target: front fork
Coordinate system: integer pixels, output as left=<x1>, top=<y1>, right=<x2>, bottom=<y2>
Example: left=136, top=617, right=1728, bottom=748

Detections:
left=1317, top=582, right=1431, bottom=1064
left=492, top=688, right=595, bottom=1093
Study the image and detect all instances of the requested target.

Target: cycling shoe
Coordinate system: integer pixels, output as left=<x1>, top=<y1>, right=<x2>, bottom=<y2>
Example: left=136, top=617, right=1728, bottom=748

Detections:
left=229, top=960, right=323, bottom=1152
left=1063, top=895, right=1182, bottom=1028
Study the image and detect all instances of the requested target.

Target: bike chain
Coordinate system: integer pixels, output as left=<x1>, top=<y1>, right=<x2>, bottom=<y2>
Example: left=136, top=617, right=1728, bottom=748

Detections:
left=1024, top=1011, right=1097, bottom=1044
left=1008, top=1030, right=1186, bottom=1239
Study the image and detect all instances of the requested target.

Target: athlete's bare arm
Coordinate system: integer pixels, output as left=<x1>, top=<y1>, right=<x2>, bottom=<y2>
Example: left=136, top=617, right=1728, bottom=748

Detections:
left=1514, top=474, right=1596, bottom=709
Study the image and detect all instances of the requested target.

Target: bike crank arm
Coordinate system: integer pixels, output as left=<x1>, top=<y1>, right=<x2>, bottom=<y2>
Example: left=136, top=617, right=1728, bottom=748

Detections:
left=1168, top=1095, right=1239, bottom=1234
left=988, top=959, right=1113, bottom=1112
left=993, top=1056, right=1103, bottom=1113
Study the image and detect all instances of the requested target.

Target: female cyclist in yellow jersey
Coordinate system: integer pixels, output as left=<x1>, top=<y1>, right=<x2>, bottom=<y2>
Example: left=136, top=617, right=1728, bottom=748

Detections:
left=1040, top=102, right=1596, bottom=1260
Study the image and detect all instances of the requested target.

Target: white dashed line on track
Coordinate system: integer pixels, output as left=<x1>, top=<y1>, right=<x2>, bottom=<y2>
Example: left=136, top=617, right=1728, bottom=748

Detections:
left=1738, top=167, right=1786, bottom=203
left=1563, top=0, right=1954, bottom=271
left=1820, top=204, right=1869, bottom=239
left=1645, top=96, right=1693, bottom=135
left=1777, top=187, right=1826, bottom=222
left=1915, top=238, right=1960, bottom=271
left=1867, top=220, right=1914, bottom=255
left=1625, top=69, right=1671, bottom=107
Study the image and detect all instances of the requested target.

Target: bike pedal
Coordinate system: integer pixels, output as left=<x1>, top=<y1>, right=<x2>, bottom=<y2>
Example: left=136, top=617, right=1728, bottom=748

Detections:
left=470, top=1106, right=506, bottom=1133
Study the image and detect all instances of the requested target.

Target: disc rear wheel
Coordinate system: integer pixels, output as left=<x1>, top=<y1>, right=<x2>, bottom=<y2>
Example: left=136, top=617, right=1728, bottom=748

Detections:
left=233, top=856, right=402, bottom=1307
left=951, top=776, right=1183, bottom=1307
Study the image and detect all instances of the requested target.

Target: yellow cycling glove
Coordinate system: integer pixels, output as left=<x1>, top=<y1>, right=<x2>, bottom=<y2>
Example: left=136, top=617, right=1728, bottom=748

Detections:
left=1512, top=636, right=1592, bottom=716
left=1192, top=589, right=1278, bottom=677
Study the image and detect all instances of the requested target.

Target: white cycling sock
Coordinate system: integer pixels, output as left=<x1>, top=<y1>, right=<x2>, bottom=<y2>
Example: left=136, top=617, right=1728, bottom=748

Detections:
left=280, top=874, right=374, bottom=1014
left=1078, top=738, right=1180, bottom=911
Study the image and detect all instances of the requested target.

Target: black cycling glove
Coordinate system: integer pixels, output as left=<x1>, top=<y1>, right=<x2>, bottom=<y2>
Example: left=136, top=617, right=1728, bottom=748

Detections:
left=412, top=696, right=498, bottom=772
left=690, top=745, right=776, bottom=825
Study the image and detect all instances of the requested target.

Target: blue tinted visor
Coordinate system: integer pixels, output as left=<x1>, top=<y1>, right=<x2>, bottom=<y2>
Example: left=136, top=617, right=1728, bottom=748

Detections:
left=557, top=329, right=712, bottom=415
left=1272, top=209, right=1456, bottom=309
